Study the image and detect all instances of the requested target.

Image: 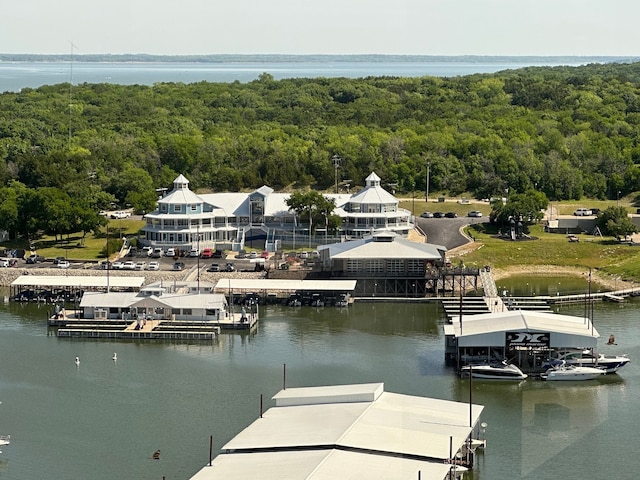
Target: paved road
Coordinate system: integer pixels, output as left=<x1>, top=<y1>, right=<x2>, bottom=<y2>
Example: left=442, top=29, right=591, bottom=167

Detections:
left=415, top=217, right=487, bottom=250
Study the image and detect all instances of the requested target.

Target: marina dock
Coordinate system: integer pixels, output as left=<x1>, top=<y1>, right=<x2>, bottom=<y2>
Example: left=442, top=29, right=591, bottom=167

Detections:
left=51, top=311, right=256, bottom=340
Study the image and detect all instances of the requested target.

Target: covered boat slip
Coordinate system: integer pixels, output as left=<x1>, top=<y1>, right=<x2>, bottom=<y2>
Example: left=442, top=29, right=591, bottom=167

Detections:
left=213, top=278, right=357, bottom=305
left=444, top=310, right=600, bottom=373
left=10, top=275, right=145, bottom=303
left=190, top=383, right=484, bottom=480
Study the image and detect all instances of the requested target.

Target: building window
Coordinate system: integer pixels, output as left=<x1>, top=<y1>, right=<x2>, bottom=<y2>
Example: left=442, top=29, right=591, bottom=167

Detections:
left=366, top=259, right=384, bottom=273
left=346, top=259, right=362, bottom=273
left=174, top=205, right=182, bottom=212
left=387, top=259, right=404, bottom=275
left=161, top=204, right=167, bottom=212
left=182, top=309, right=192, bottom=315
left=407, top=260, right=425, bottom=275
left=171, top=309, right=180, bottom=315
left=191, top=204, right=198, bottom=211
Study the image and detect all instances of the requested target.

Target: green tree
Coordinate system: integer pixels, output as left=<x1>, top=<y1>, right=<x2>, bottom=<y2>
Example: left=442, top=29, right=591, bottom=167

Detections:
left=597, top=206, right=638, bottom=240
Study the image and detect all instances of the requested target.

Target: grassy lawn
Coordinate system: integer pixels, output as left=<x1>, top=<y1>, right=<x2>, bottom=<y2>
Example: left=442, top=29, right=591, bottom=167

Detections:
left=4, top=219, right=146, bottom=261
left=461, top=223, right=640, bottom=282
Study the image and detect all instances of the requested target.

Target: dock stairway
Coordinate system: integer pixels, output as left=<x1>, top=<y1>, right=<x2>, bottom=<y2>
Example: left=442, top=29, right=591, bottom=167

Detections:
left=440, top=296, right=491, bottom=322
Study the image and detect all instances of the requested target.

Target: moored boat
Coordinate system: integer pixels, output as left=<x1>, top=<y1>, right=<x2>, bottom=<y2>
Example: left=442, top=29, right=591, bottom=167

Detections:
left=550, top=349, right=630, bottom=373
left=541, top=361, right=606, bottom=381
left=461, top=361, right=528, bottom=380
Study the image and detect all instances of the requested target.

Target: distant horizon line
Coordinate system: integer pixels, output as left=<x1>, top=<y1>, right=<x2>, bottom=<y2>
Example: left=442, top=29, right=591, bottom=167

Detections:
left=2, top=53, right=640, bottom=63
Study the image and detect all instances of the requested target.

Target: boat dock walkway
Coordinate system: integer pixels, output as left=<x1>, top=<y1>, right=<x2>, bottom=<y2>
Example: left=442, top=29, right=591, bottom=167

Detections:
left=52, top=311, right=256, bottom=340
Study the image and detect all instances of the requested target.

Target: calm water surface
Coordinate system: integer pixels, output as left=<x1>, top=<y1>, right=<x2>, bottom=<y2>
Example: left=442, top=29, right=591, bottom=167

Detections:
left=0, top=288, right=638, bottom=480
left=0, top=60, right=579, bottom=92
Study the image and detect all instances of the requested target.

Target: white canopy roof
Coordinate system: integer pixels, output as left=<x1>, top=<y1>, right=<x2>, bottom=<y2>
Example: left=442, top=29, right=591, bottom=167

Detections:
left=11, top=275, right=145, bottom=289
left=214, top=279, right=357, bottom=292
left=190, top=383, right=482, bottom=480
left=447, top=310, right=600, bottom=348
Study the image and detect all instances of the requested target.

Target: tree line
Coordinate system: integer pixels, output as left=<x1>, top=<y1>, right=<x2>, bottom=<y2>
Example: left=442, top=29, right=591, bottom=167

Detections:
left=3, top=61, right=640, bottom=239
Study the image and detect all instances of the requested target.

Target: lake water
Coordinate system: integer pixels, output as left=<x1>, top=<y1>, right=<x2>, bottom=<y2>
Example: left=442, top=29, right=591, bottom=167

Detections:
left=0, top=288, right=638, bottom=480
left=0, top=60, right=584, bottom=93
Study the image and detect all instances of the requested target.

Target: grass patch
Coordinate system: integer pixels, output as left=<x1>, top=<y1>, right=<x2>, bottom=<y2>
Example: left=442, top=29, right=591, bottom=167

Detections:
left=461, top=223, right=640, bottom=281
left=8, top=219, right=145, bottom=261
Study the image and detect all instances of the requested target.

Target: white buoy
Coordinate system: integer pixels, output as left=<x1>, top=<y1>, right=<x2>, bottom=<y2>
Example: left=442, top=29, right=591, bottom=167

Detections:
left=112, top=353, right=117, bottom=361
left=75, top=356, right=80, bottom=366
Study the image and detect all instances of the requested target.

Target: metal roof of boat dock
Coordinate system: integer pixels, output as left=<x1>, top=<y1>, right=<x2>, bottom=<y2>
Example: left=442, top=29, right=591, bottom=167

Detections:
left=444, top=310, right=600, bottom=347
left=190, top=383, right=482, bottom=480
left=11, top=275, right=145, bottom=289
left=190, top=449, right=453, bottom=480
left=213, top=279, right=357, bottom=292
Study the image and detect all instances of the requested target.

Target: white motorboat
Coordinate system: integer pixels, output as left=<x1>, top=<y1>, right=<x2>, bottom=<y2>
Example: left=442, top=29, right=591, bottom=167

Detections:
left=461, top=361, right=528, bottom=380
left=550, top=349, right=630, bottom=373
left=0, top=434, right=9, bottom=454
left=541, top=361, right=606, bottom=381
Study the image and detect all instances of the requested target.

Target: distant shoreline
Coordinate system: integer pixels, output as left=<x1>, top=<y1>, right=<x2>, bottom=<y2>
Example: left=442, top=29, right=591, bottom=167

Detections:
left=2, top=53, right=639, bottom=64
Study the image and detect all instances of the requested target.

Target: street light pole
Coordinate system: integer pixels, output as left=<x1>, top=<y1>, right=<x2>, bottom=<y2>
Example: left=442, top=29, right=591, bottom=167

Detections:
left=332, top=155, right=341, bottom=194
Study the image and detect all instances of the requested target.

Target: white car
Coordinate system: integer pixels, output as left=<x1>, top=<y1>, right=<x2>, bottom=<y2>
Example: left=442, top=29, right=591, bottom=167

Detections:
left=188, top=249, right=200, bottom=257
left=573, top=208, right=593, bottom=216
left=123, top=261, right=136, bottom=270
left=112, top=261, right=125, bottom=270
left=110, top=210, right=131, bottom=219
left=468, top=210, right=483, bottom=218
left=134, top=262, right=146, bottom=271
left=166, top=247, right=176, bottom=257
left=57, top=260, right=70, bottom=269
left=147, top=261, right=160, bottom=271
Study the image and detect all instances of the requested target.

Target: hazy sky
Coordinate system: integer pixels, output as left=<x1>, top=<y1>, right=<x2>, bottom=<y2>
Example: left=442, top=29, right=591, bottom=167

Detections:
left=2, top=0, right=639, bottom=56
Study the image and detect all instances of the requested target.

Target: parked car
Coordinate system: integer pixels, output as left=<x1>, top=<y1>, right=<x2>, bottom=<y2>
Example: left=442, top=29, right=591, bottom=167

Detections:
left=574, top=208, right=593, bottom=216
left=110, top=210, right=131, bottom=219
left=213, top=249, right=226, bottom=259
left=201, top=248, right=213, bottom=259
left=173, top=261, right=185, bottom=271
left=112, top=261, right=125, bottom=270
left=467, top=210, right=483, bottom=218
left=53, top=256, right=66, bottom=265
left=57, top=260, right=71, bottom=269
left=141, top=246, right=153, bottom=257
left=445, top=212, right=458, bottom=218
left=420, top=211, right=434, bottom=218
left=165, top=247, right=176, bottom=257
left=0, top=259, right=10, bottom=268
left=433, top=212, right=445, bottom=218
left=123, top=261, right=136, bottom=270
left=248, top=251, right=258, bottom=259
left=260, top=250, right=270, bottom=259
left=188, top=249, right=200, bottom=257
left=236, top=249, right=247, bottom=259
left=147, top=261, right=160, bottom=271
left=26, top=254, right=45, bottom=264
left=298, top=251, right=309, bottom=259
left=207, top=263, right=220, bottom=272
left=134, top=261, right=146, bottom=271
left=224, top=262, right=235, bottom=272
left=151, top=248, right=163, bottom=258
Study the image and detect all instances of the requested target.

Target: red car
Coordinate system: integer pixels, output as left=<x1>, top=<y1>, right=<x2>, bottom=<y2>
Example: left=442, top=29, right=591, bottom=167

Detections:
left=201, top=248, right=213, bottom=259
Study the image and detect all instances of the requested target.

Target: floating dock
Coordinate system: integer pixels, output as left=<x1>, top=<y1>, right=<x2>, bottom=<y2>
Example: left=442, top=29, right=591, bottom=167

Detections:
left=52, top=311, right=256, bottom=340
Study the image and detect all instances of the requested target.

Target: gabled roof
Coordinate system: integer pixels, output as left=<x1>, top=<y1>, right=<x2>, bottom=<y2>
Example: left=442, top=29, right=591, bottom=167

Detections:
left=319, top=234, right=446, bottom=260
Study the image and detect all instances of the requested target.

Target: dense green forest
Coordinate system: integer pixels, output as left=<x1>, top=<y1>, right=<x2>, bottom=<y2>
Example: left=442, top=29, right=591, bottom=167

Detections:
left=3, top=61, right=640, bottom=239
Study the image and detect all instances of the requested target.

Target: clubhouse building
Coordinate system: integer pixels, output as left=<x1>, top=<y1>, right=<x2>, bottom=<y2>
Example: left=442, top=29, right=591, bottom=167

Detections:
left=141, top=173, right=414, bottom=252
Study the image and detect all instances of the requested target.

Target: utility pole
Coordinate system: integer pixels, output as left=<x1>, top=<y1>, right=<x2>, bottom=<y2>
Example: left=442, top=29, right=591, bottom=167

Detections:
left=425, top=160, right=431, bottom=202
left=332, top=155, right=341, bottom=194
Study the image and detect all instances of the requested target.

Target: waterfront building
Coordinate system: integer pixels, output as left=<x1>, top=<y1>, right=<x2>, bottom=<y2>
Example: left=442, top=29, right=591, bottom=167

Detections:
left=444, top=310, right=600, bottom=370
left=190, top=382, right=484, bottom=480
left=141, top=172, right=414, bottom=252
left=79, top=281, right=228, bottom=321
left=315, top=231, right=447, bottom=297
